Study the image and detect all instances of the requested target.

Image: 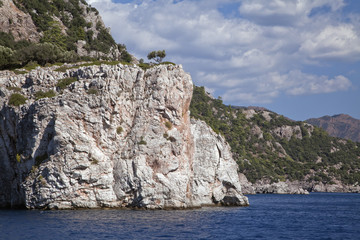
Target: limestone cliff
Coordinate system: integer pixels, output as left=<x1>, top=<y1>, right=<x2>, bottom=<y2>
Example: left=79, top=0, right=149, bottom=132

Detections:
left=0, top=63, right=248, bottom=209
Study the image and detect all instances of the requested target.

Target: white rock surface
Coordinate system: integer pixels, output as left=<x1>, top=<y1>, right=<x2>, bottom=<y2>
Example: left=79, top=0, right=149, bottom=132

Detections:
left=0, top=0, right=40, bottom=42
left=239, top=176, right=309, bottom=195
left=0, top=63, right=248, bottom=209
left=272, top=125, right=303, bottom=141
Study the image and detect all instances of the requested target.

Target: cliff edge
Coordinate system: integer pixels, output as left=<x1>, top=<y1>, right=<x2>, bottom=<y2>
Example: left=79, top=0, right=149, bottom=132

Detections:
left=0, top=63, right=248, bottom=209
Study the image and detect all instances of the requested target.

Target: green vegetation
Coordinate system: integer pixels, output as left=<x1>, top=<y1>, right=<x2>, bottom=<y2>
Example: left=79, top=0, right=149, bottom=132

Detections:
left=0, top=32, right=31, bottom=50
left=0, top=37, right=79, bottom=69
left=138, top=61, right=175, bottom=71
left=56, top=77, right=77, bottom=90
left=40, top=21, right=67, bottom=50
left=0, top=46, right=14, bottom=68
left=16, top=153, right=21, bottom=163
left=9, top=93, right=27, bottom=106
left=55, top=60, right=121, bottom=72
left=84, top=21, right=116, bottom=54
left=162, top=132, right=176, bottom=142
left=161, top=61, right=175, bottom=65
left=34, top=90, right=56, bottom=100
left=138, top=62, right=151, bottom=71
left=190, top=86, right=360, bottom=185
left=87, top=88, right=98, bottom=95
left=165, top=121, right=172, bottom=129
left=23, top=61, right=40, bottom=71
left=79, top=60, right=120, bottom=67
left=17, top=43, right=78, bottom=66
left=147, top=50, right=166, bottom=63
left=116, top=126, right=123, bottom=134
left=6, top=86, right=22, bottom=92
left=120, top=49, right=132, bottom=63
left=54, top=65, right=76, bottom=72
left=12, top=69, right=27, bottom=75
left=31, top=165, right=38, bottom=174
left=91, top=158, right=99, bottom=165
left=1, top=1, right=128, bottom=70
left=138, top=137, right=147, bottom=145
left=39, top=175, right=46, bottom=185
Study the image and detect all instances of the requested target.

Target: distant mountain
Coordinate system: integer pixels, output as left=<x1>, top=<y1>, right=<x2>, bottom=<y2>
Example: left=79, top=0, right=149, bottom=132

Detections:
left=307, top=114, right=360, bottom=142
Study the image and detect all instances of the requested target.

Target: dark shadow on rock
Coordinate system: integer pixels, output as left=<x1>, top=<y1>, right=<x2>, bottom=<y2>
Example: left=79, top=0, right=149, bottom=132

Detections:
left=0, top=101, right=56, bottom=208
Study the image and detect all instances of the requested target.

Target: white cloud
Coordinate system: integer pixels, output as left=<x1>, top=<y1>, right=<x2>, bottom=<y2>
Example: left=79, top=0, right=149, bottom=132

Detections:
left=222, top=70, right=352, bottom=103
left=300, top=25, right=360, bottom=60
left=285, top=71, right=352, bottom=95
left=228, top=49, right=277, bottom=73
left=86, top=0, right=358, bottom=106
left=223, top=89, right=279, bottom=104
left=238, top=0, right=345, bottom=26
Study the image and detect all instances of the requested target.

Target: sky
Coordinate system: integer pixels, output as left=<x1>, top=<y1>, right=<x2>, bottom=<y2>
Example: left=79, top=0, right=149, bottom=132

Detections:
left=86, top=0, right=360, bottom=121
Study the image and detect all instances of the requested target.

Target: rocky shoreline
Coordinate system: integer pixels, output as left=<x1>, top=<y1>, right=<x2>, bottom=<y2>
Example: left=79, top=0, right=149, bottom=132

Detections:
left=239, top=173, right=360, bottom=194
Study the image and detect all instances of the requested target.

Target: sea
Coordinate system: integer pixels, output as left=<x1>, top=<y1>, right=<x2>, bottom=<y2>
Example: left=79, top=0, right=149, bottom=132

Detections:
left=1, top=193, right=359, bottom=240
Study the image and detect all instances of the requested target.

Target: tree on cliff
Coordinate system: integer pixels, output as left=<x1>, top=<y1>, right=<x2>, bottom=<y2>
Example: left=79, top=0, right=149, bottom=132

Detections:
left=0, top=46, right=14, bottom=69
left=147, top=50, right=166, bottom=63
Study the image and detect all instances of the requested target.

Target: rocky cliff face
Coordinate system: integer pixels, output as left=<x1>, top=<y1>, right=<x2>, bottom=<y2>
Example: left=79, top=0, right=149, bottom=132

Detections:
left=0, top=63, right=248, bottom=209
left=0, top=0, right=40, bottom=42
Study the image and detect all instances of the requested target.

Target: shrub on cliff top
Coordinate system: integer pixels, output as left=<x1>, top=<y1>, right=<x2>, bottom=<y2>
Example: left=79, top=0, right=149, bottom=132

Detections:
left=55, top=61, right=121, bottom=72
left=138, top=137, right=147, bottom=145
left=138, top=63, right=150, bottom=71
left=160, top=61, right=175, bottom=65
left=56, top=77, right=77, bottom=90
left=116, top=126, right=123, bottom=134
left=165, top=121, right=172, bottom=129
left=13, top=69, right=28, bottom=75
left=147, top=50, right=166, bottom=63
left=87, top=88, right=98, bottom=95
left=23, top=61, right=40, bottom=71
left=34, top=90, right=56, bottom=100
left=6, top=86, right=22, bottom=92
left=9, top=93, right=27, bottom=106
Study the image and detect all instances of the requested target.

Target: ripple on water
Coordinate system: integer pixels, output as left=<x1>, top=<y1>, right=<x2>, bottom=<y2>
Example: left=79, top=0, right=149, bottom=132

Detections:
left=1, top=193, right=360, bottom=240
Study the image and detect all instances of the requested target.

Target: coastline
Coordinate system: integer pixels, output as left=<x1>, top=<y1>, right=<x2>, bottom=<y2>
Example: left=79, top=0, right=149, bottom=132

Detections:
left=239, top=173, right=360, bottom=195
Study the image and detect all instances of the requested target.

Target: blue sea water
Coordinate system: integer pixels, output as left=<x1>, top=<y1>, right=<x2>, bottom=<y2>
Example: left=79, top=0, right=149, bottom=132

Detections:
left=1, top=193, right=360, bottom=240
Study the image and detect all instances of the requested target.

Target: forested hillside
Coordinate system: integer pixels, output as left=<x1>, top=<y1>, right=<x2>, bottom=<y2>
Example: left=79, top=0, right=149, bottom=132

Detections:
left=190, top=86, right=360, bottom=187
left=0, top=0, right=132, bottom=70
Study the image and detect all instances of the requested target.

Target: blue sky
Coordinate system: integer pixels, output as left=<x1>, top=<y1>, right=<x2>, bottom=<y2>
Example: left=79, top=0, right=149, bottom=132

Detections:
left=87, top=0, right=360, bottom=121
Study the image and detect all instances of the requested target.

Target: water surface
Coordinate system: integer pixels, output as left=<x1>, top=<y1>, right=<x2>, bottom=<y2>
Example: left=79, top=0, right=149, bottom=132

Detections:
left=1, top=193, right=359, bottom=239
